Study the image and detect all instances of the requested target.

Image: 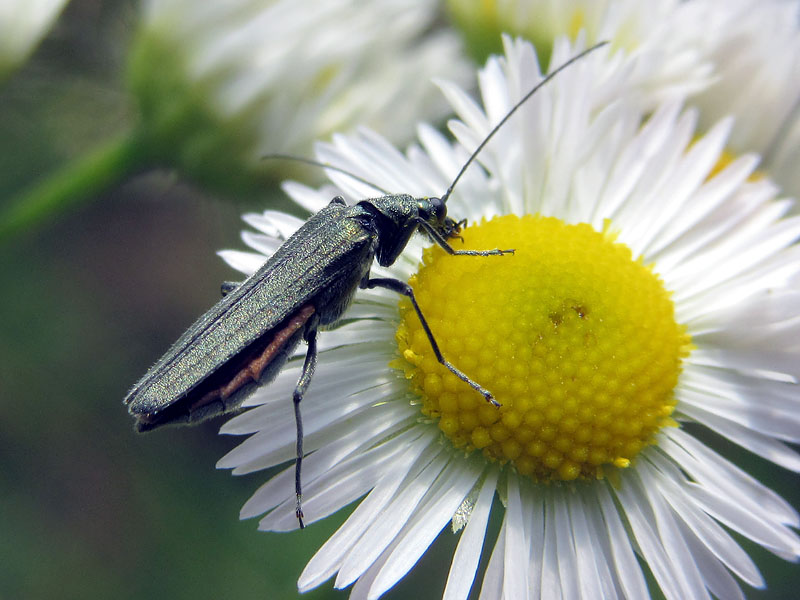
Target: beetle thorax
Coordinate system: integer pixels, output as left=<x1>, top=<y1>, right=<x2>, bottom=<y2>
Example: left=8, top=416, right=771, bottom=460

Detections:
left=359, top=194, right=422, bottom=267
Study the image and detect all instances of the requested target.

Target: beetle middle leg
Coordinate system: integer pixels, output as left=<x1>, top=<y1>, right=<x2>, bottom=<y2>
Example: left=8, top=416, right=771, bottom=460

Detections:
left=362, top=276, right=501, bottom=407
left=293, top=325, right=318, bottom=529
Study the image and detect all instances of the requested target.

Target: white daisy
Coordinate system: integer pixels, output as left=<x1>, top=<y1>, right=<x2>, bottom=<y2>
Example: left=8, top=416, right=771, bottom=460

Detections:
left=0, top=0, right=69, bottom=81
left=446, top=0, right=800, bottom=201
left=445, top=0, right=714, bottom=106
left=217, top=36, right=800, bottom=599
left=688, top=0, right=800, bottom=202
left=129, top=0, right=471, bottom=191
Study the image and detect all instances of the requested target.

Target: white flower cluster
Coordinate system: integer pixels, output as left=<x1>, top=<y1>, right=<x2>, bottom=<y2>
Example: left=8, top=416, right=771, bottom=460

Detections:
left=133, top=0, right=471, bottom=173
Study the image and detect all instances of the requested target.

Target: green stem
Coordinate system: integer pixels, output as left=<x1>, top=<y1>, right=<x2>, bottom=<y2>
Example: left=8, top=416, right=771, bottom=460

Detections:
left=0, top=132, right=149, bottom=242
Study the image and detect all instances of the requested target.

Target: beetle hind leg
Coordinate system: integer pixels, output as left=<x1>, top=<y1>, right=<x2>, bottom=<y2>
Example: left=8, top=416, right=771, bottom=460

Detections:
left=293, top=325, right=318, bottom=529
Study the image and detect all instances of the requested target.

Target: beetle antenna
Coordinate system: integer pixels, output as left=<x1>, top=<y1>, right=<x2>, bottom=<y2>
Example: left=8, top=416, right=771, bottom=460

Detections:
left=262, top=153, right=393, bottom=196
left=440, top=41, right=609, bottom=205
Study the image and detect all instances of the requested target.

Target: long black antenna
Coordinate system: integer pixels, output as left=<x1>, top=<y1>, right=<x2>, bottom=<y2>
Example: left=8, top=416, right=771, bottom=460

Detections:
left=440, top=41, right=609, bottom=205
left=261, top=153, right=393, bottom=196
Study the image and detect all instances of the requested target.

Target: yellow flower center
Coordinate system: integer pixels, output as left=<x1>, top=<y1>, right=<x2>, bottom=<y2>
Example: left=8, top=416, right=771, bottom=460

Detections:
left=394, top=215, right=691, bottom=482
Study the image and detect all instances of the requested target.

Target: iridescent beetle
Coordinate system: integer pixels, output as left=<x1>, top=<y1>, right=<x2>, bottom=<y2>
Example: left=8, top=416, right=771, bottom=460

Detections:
left=125, top=43, right=607, bottom=527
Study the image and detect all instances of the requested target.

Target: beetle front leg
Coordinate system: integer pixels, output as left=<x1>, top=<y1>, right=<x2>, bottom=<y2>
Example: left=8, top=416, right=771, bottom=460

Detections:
left=294, top=325, right=318, bottom=529
left=415, top=218, right=514, bottom=257
left=361, top=276, right=501, bottom=407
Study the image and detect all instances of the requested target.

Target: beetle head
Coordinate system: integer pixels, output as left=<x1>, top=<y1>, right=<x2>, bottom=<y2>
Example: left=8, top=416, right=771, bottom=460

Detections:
left=365, top=194, right=461, bottom=267
left=417, top=196, right=465, bottom=240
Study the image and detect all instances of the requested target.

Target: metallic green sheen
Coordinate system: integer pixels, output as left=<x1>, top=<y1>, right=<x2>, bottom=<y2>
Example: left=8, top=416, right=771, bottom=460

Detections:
left=124, top=193, right=440, bottom=427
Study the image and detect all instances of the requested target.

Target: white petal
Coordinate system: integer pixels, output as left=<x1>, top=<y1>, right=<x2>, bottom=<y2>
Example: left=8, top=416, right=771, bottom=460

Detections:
left=670, top=212, right=800, bottom=302
left=639, top=118, right=739, bottom=255
left=567, top=491, right=616, bottom=600
left=236, top=405, right=418, bottom=519
left=478, top=524, right=505, bottom=600
left=298, top=429, right=438, bottom=591
left=685, top=481, right=800, bottom=561
left=662, top=428, right=799, bottom=526
left=367, top=458, right=484, bottom=598
left=443, top=468, right=499, bottom=600
left=650, top=154, right=764, bottom=273
left=258, top=426, right=428, bottom=532
left=650, top=453, right=764, bottom=587
left=680, top=518, right=747, bottom=600
left=615, top=470, right=694, bottom=600
left=220, top=379, right=409, bottom=474
left=616, top=109, right=705, bottom=255
left=282, top=180, right=332, bottom=213
left=242, top=210, right=304, bottom=239
left=239, top=230, right=282, bottom=257
left=503, top=474, right=530, bottom=600
left=680, top=405, right=800, bottom=472
left=553, top=490, right=580, bottom=599
left=540, top=489, right=564, bottom=600
left=522, top=484, right=545, bottom=600
left=348, top=536, right=396, bottom=600
left=594, top=100, right=684, bottom=229
left=595, top=484, right=649, bottom=599
left=677, top=386, right=800, bottom=442
left=335, top=447, right=450, bottom=587
left=216, top=249, right=265, bottom=275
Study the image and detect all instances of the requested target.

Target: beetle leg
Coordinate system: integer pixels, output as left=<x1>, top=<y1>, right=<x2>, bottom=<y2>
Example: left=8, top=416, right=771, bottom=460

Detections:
left=294, top=325, right=318, bottom=529
left=362, top=277, right=501, bottom=407
left=415, top=218, right=514, bottom=257
left=220, top=281, right=241, bottom=297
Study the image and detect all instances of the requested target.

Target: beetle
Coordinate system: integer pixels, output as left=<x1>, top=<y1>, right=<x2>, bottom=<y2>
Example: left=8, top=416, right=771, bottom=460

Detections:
left=125, top=193, right=510, bottom=526
left=125, top=43, right=607, bottom=527
left=126, top=193, right=511, bottom=432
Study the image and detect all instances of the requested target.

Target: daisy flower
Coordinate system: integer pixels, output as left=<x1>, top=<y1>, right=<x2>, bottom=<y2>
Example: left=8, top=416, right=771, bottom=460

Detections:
left=0, top=0, right=69, bottom=81
left=688, top=0, right=800, bottom=202
left=129, top=0, right=471, bottom=193
left=445, top=0, right=714, bottom=105
left=217, top=36, right=800, bottom=599
left=446, top=0, right=800, bottom=201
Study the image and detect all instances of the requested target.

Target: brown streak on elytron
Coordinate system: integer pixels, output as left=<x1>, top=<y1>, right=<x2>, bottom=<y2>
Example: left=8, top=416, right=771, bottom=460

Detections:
left=196, top=303, right=317, bottom=411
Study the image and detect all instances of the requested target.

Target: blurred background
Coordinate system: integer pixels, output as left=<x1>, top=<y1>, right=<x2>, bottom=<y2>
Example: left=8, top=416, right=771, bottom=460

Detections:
left=1, top=1, right=798, bottom=599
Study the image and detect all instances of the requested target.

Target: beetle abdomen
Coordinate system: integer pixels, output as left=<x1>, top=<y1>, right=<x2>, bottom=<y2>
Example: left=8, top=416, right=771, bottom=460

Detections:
left=133, top=303, right=316, bottom=431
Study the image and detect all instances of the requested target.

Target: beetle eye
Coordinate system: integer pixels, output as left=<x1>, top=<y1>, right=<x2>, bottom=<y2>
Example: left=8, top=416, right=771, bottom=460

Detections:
left=428, top=197, right=447, bottom=223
